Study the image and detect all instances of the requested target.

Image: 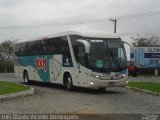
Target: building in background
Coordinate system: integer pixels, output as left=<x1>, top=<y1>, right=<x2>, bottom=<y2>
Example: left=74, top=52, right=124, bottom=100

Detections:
left=130, top=46, right=160, bottom=69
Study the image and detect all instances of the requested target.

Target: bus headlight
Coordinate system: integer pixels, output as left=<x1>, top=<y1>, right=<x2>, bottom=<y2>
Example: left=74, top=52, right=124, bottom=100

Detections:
left=86, top=73, right=100, bottom=78
left=96, top=75, right=99, bottom=78
left=122, top=74, right=126, bottom=77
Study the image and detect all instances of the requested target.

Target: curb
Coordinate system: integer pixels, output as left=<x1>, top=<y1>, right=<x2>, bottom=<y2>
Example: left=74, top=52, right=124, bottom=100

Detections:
left=0, top=85, right=35, bottom=100
left=126, top=86, right=160, bottom=96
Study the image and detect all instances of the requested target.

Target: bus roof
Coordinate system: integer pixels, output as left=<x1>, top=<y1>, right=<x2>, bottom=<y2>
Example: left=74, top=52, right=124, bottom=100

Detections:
left=16, top=30, right=120, bottom=43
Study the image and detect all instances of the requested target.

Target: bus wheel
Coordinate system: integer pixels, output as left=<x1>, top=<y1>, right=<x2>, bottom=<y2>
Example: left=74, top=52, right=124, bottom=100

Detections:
left=66, top=74, right=73, bottom=91
left=24, top=72, right=30, bottom=84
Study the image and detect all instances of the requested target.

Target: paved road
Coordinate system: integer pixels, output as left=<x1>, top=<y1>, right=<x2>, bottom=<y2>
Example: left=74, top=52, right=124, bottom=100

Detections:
left=0, top=74, right=160, bottom=119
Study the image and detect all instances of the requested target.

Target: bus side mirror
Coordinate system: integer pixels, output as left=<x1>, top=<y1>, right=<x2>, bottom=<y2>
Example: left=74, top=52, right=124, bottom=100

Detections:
left=123, top=41, right=132, bottom=47
left=76, top=39, right=90, bottom=54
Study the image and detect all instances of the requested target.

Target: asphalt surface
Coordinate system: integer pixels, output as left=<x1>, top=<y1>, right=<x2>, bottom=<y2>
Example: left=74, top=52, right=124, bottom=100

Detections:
left=0, top=74, right=160, bottom=120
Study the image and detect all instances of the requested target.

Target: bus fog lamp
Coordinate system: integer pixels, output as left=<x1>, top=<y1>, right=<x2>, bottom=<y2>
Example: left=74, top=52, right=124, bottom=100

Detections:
left=90, top=82, right=94, bottom=85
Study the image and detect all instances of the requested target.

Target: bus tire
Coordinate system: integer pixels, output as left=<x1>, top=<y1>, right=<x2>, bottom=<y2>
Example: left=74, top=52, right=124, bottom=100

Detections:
left=24, top=71, right=30, bottom=84
left=66, top=74, right=73, bottom=91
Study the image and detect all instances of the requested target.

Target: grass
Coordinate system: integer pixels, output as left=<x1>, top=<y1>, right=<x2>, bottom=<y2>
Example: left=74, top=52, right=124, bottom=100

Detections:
left=138, top=74, right=160, bottom=77
left=0, top=81, right=30, bottom=95
left=127, top=82, right=160, bottom=93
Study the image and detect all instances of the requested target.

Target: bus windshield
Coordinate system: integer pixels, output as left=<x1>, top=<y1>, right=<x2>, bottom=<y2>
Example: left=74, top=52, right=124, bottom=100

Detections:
left=70, top=36, right=127, bottom=72
left=88, top=38, right=127, bottom=72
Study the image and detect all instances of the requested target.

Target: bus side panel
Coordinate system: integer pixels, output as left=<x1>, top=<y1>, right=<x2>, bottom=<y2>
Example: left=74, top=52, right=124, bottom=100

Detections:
left=14, top=56, right=25, bottom=79
left=14, top=66, right=24, bottom=79
left=49, top=55, right=63, bottom=83
left=15, top=55, right=52, bottom=82
left=49, top=55, right=77, bottom=85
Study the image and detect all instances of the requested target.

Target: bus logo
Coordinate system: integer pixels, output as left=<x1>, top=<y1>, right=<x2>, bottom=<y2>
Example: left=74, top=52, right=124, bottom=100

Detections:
left=35, top=56, right=47, bottom=72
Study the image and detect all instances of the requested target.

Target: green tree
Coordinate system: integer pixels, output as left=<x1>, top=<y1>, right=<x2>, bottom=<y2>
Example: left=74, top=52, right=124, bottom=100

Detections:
left=0, top=40, right=15, bottom=72
left=131, top=34, right=160, bottom=47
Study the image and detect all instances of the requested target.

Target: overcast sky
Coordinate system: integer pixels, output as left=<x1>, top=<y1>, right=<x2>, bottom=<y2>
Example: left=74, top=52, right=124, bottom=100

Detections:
left=0, top=0, right=160, bottom=43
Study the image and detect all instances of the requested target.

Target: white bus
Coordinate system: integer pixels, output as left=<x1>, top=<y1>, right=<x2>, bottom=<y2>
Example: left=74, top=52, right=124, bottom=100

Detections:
left=14, top=30, right=128, bottom=91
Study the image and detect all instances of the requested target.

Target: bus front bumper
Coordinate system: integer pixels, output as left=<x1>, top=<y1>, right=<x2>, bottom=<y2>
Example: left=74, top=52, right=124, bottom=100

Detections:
left=87, top=77, right=128, bottom=88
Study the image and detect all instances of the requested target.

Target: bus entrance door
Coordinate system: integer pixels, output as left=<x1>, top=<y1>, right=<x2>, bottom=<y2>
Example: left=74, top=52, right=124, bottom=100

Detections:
left=76, top=64, right=87, bottom=87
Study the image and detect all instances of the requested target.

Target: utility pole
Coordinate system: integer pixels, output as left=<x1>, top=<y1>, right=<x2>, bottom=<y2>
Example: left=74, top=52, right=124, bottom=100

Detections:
left=109, top=18, right=117, bottom=33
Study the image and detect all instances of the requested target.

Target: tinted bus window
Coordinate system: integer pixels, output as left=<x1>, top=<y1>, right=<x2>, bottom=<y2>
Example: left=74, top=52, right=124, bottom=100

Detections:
left=15, top=36, right=71, bottom=57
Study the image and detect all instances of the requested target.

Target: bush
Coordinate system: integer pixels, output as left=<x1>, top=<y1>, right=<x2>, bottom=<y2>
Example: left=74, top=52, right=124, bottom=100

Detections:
left=0, top=61, right=14, bottom=73
left=139, top=68, right=160, bottom=75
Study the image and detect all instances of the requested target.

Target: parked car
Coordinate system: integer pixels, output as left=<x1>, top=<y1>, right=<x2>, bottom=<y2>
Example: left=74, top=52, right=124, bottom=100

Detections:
left=127, top=61, right=139, bottom=77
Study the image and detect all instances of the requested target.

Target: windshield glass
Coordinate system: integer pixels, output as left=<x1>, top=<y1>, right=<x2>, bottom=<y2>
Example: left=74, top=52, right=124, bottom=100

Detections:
left=70, top=35, right=127, bottom=72
left=89, top=39, right=127, bottom=72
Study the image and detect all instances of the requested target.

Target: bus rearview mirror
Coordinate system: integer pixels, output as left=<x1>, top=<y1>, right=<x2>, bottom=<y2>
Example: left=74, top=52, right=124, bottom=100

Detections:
left=76, top=39, right=90, bottom=54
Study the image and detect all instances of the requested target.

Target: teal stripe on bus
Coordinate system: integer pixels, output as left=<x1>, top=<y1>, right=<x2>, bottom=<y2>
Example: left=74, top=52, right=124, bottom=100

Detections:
left=18, top=55, right=53, bottom=82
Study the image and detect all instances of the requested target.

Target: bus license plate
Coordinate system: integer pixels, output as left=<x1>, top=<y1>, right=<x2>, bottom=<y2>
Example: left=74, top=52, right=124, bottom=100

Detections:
left=108, top=82, right=115, bottom=86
